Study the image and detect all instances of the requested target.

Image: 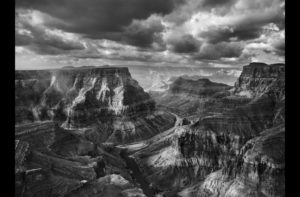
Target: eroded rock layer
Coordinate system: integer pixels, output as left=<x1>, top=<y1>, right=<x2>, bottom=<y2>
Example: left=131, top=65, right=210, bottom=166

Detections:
left=15, top=67, right=176, bottom=144
left=133, top=63, right=285, bottom=197
left=15, top=67, right=177, bottom=197
left=234, top=62, right=285, bottom=99
left=15, top=63, right=284, bottom=197
left=15, top=67, right=154, bottom=124
left=150, top=77, right=237, bottom=119
left=15, top=121, right=145, bottom=197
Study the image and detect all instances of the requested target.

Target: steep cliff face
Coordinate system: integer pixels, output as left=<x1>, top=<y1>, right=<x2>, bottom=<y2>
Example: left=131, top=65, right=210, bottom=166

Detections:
left=234, top=62, right=285, bottom=99
left=150, top=63, right=285, bottom=120
left=134, top=96, right=278, bottom=192
left=133, top=63, right=285, bottom=196
left=15, top=67, right=155, bottom=124
left=15, top=67, right=178, bottom=197
left=192, top=125, right=285, bottom=197
left=233, top=62, right=285, bottom=126
left=15, top=67, right=176, bottom=144
left=15, top=63, right=284, bottom=197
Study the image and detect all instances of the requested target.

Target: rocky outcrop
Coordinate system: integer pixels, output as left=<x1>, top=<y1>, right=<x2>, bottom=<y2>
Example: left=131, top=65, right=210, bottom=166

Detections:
left=134, top=97, right=277, bottom=192
left=15, top=67, right=176, bottom=144
left=14, top=67, right=177, bottom=197
left=15, top=121, right=144, bottom=197
left=133, top=63, right=285, bottom=196
left=233, top=62, right=285, bottom=127
left=106, top=111, right=176, bottom=144
left=15, top=67, right=155, bottom=124
left=233, top=62, right=285, bottom=100
left=191, top=125, right=285, bottom=197
left=15, top=62, right=285, bottom=197
left=150, top=63, right=285, bottom=120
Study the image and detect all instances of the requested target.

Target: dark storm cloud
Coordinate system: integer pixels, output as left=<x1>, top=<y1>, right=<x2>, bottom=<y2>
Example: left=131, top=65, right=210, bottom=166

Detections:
left=164, top=0, right=237, bottom=25
left=27, top=45, right=75, bottom=55
left=15, top=13, right=85, bottom=55
left=202, top=0, right=236, bottom=7
left=199, top=10, right=284, bottom=43
left=15, top=30, right=84, bottom=55
left=199, top=26, right=261, bottom=44
left=195, top=42, right=242, bottom=60
left=16, top=0, right=183, bottom=38
left=168, top=34, right=201, bottom=53
left=15, top=0, right=285, bottom=69
left=122, top=16, right=165, bottom=48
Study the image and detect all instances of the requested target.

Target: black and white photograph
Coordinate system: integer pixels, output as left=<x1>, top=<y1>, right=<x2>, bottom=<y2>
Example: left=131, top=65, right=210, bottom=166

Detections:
left=15, top=0, right=285, bottom=196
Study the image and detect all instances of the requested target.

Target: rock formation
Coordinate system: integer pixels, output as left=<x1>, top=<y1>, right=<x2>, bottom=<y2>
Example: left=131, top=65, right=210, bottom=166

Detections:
left=150, top=77, right=234, bottom=118
left=15, top=67, right=176, bottom=144
left=132, top=63, right=285, bottom=197
left=15, top=63, right=285, bottom=197
left=15, top=66, right=177, bottom=197
left=15, top=121, right=145, bottom=197
left=234, top=62, right=285, bottom=99
left=15, top=67, right=154, bottom=123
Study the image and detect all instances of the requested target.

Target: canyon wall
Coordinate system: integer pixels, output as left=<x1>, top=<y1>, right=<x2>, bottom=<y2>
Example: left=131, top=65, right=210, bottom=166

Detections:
left=15, top=67, right=154, bottom=124
left=15, top=67, right=176, bottom=144
left=134, top=63, right=285, bottom=197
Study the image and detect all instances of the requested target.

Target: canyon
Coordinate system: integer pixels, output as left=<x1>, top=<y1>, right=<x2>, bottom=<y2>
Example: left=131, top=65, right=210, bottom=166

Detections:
left=15, top=67, right=176, bottom=144
left=15, top=62, right=285, bottom=197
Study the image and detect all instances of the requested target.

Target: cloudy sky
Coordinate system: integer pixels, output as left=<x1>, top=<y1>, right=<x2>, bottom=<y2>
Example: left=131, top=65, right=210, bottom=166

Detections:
left=15, top=0, right=285, bottom=70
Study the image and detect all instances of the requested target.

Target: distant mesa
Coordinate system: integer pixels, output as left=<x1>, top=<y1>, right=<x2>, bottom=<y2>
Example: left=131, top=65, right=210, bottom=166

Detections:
left=146, top=75, right=216, bottom=93
left=61, top=65, right=98, bottom=70
left=170, top=77, right=231, bottom=96
left=61, top=65, right=111, bottom=70
left=61, top=66, right=75, bottom=69
left=168, top=75, right=204, bottom=83
left=248, top=62, right=285, bottom=67
left=248, top=62, right=268, bottom=66
left=78, top=65, right=96, bottom=68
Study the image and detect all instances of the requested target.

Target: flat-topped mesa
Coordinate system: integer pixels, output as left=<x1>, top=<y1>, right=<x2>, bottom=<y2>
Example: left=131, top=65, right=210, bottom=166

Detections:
left=15, top=67, right=155, bottom=126
left=169, top=77, right=231, bottom=96
left=234, top=62, right=285, bottom=99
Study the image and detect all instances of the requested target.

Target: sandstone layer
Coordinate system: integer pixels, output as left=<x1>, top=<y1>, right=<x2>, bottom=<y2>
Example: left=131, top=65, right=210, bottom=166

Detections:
left=15, top=67, right=176, bottom=144
left=132, top=63, right=285, bottom=197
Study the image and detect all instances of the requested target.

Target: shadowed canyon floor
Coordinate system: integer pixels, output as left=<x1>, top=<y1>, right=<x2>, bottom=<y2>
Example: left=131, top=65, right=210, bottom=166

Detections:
left=15, top=63, right=284, bottom=197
